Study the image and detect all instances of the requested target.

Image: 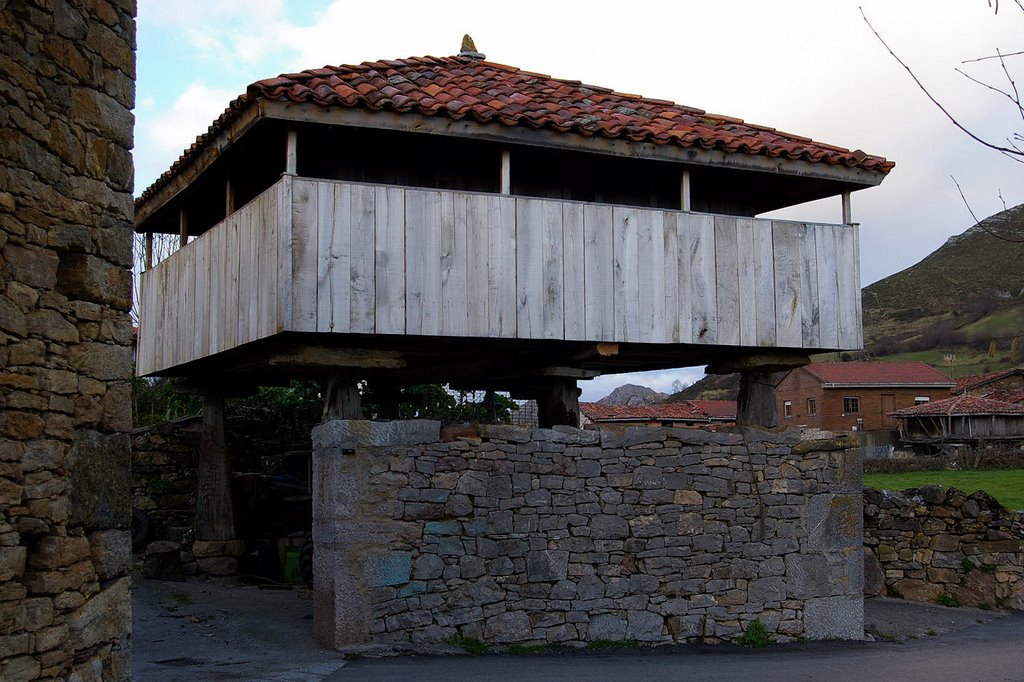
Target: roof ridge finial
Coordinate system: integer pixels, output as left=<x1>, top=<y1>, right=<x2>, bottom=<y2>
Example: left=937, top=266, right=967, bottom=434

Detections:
left=459, top=34, right=485, bottom=60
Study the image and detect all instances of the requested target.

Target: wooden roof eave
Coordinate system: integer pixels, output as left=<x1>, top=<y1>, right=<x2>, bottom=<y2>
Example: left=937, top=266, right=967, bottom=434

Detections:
left=135, top=98, right=889, bottom=232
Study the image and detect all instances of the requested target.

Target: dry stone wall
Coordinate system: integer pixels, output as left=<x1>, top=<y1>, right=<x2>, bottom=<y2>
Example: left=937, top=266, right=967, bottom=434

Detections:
left=1, top=1, right=135, bottom=679
left=312, top=421, right=863, bottom=650
left=863, top=486, right=1024, bottom=609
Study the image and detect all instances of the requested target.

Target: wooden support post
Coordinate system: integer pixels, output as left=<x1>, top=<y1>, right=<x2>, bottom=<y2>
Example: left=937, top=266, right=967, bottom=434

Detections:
left=285, top=126, right=298, bottom=176
left=536, top=377, right=580, bottom=429
left=323, top=370, right=362, bottom=421
left=841, top=191, right=852, bottom=225
left=178, top=209, right=188, bottom=248
left=225, top=176, right=235, bottom=216
left=680, top=167, right=692, bottom=211
left=500, top=147, right=511, bottom=195
left=736, top=369, right=778, bottom=428
left=195, top=391, right=236, bottom=541
left=144, top=231, right=153, bottom=270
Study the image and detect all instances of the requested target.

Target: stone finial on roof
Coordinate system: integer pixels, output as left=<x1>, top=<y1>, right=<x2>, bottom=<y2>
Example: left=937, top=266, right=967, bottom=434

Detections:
left=459, top=34, right=485, bottom=60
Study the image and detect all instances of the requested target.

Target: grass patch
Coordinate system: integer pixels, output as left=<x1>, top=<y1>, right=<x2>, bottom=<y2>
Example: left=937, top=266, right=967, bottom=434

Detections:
left=936, top=593, right=961, bottom=608
left=736, top=619, right=772, bottom=648
left=961, top=306, right=1024, bottom=341
left=863, top=469, right=1024, bottom=511
left=164, top=591, right=192, bottom=606
left=446, top=635, right=490, bottom=654
left=586, top=639, right=643, bottom=651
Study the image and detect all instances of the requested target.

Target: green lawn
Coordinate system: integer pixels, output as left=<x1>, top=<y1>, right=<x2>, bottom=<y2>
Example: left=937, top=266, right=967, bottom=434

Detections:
left=864, top=470, right=1024, bottom=511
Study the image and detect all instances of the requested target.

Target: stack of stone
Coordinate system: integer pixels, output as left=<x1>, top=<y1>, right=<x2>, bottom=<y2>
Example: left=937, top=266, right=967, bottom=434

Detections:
left=312, top=420, right=864, bottom=650
left=1, top=1, right=136, bottom=678
left=864, top=485, right=1024, bottom=609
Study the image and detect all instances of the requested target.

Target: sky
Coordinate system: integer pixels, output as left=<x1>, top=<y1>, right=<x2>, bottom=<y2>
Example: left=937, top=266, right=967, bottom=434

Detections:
left=134, top=0, right=1024, bottom=401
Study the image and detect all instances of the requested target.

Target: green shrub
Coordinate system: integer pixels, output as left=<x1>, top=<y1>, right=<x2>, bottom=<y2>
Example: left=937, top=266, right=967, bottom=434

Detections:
left=736, top=619, right=772, bottom=647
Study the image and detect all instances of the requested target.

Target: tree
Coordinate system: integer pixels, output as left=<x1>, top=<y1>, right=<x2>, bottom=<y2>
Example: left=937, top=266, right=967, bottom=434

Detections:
left=1011, top=336, right=1021, bottom=364
left=989, top=338, right=998, bottom=357
left=862, top=2, right=1024, bottom=242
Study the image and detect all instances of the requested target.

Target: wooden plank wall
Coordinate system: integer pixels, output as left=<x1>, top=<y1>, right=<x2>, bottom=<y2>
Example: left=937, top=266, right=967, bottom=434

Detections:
left=136, top=177, right=863, bottom=376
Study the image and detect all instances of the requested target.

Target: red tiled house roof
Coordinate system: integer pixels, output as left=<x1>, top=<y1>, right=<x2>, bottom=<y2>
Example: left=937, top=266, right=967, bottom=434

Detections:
left=951, top=368, right=1024, bottom=395
left=138, top=54, right=894, bottom=206
left=891, top=395, right=1024, bottom=418
left=799, top=362, right=955, bottom=387
left=580, top=400, right=736, bottom=422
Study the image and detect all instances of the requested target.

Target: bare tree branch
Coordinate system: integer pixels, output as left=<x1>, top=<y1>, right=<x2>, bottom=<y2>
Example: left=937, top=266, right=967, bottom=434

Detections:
left=952, top=175, right=1024, bottom=242
left=962, top=50, right=1024, bottom=63
left=861, top=7, right=1023, bottom=162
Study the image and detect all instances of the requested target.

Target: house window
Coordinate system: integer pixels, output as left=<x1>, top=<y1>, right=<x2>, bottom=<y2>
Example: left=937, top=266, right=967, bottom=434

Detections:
left=807, top=398, right=817, bottom=415
left=783, top=400, right=792, bottom=418
left=914, top=397, right=930, bottom=405
left=843, top=397, right=860, bottom=414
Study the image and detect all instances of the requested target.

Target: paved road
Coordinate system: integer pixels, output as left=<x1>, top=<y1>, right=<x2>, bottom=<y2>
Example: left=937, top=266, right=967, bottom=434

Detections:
left=133, top=579, right=1023, bottom=682
left=329, top=614, right=1024, bottom=682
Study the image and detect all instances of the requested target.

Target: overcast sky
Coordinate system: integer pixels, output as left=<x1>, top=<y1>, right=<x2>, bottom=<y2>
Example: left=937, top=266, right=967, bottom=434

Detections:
left=134, top=0, right=1023, bottom=401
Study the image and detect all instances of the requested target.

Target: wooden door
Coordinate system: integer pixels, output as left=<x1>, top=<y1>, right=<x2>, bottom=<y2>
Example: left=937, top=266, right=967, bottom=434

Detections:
left=880, top=394, right=896, bottom=428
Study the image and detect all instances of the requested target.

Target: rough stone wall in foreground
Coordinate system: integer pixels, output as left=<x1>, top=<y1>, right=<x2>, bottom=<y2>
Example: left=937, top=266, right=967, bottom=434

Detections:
left=312, top=422, right=863, bottom=649
left=1, top=1, right=135, bottom=679
left=864, top=486, right=1024, bottom=609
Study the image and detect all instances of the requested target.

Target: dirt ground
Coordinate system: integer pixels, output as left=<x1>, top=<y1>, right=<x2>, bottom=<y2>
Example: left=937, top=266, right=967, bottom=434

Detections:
left=131, top=579, right=1009, bottom=681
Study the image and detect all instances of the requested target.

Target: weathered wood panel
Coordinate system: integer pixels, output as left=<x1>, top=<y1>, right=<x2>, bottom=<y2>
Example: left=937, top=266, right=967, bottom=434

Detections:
left=136, top=177, right=865, bottom=376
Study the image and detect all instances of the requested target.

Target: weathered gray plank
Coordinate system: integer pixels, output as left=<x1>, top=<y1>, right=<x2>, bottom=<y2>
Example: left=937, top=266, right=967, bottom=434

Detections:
left=246, top=200, right=260, bottom=344
left=515, top=197, right=545, bottom=339
left=752, top=219, right=777, bottom=347
left=688, top=213, right=717, bottom=344
left=405, top=189, right=443, bottom=336
left=662, top=212, right=680, bottom=343
left=583, top=203, right=614, bottom=341
left=465, top=193, right=490, bottom=337
left=375, top=185, right=406, bottom=335
left=349, top=183, right=376, bottom=334
left=562, top=201, right=586, bottom=341
left=772, top=221, right=803, bottom=348
left=316, top=181, right=343, bottom=333
left=714, top=215, right=740, bottom=346
left=194, top=232, right=209, bottom=360
left=673, top=214, right=694, bottom=344
left=637, top=210, right=665, bottom=342
left=291, top=178, right=319, bottom=332
left=613, top=207, right=640, bottom=342
left=487, top=194, right=516, bottom=338
left=276, top=176, right=293, bottom=333
left=442, top=191, right=467, bottom=337
left=224, top=212, right=240, bottom=352
left=835, top=224, right=861, bottom=349
left=815, top=223, right=841, bottom=350
left=735, top=218, right=758, bottom=347
left=540, top=198, right=564, bottom=340
left=798, top=222, right=820, bottom=348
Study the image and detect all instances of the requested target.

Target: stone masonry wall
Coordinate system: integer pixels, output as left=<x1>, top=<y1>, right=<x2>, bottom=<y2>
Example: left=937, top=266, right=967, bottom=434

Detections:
left=863, top=486, right=1024, bottom=609
left=1, top=2, right=135, bottom=680
left=312, top=421, right=863, bottom=650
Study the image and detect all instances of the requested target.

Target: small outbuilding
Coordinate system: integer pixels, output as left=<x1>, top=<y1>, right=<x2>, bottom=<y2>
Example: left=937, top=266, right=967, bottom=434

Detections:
left=891, top=394, right=1024, bottom=446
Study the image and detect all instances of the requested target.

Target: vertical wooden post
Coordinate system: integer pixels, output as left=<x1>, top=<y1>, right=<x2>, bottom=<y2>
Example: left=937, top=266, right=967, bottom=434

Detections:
left=144, top=231, right=153, bottom=270
left=536, top=378, right=580, bottom=428
left=178, top=209, right=188, bottom=248
left=841, top=191, right=852, bottom=225
left=680, top=167, right=692, bottom=211
left=500, top=147, right=511, bottom=195
left=196, top=391, right=236, bottom=541
left=736, top=369, right=778, bottom=428
left=225, top=176, right=235, bottom=217
left=323, top=370, right=362, bottom=421
left=286, top=126, right=298, bottom=176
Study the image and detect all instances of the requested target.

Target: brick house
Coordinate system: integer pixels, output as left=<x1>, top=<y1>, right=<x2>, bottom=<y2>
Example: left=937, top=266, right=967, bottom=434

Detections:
left=774, top=362, right=955, bottom=432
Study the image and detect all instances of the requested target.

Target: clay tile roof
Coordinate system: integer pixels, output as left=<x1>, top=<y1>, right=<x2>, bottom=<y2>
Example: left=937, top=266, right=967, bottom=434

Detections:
left=951, top=368, right=1024, bottom=395
left=890, top=395, right=1024, bottom=417
left=139, top=54, right=894, bottom=205
left=580, top=400, right=736, bottom=422
left=801, top=362, right=955, bottom=387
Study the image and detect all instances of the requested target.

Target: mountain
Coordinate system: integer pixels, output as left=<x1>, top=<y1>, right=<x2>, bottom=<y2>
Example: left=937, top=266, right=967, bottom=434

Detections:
left=861, top=202, right=1024, bottom=377
left=597, top=384, right=667, bottom=406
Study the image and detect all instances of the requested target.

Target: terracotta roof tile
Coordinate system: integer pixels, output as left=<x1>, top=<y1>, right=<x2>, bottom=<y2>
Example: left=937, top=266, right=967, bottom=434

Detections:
left=139, top=54, right=894, bottom=205
left=800, top=362, right=955, bottom=386
left=891, top=395, right=1024, bottom=417
left=580, top=400, right=737, bottom=422
left=951, top=368, right=1024, bottom=395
